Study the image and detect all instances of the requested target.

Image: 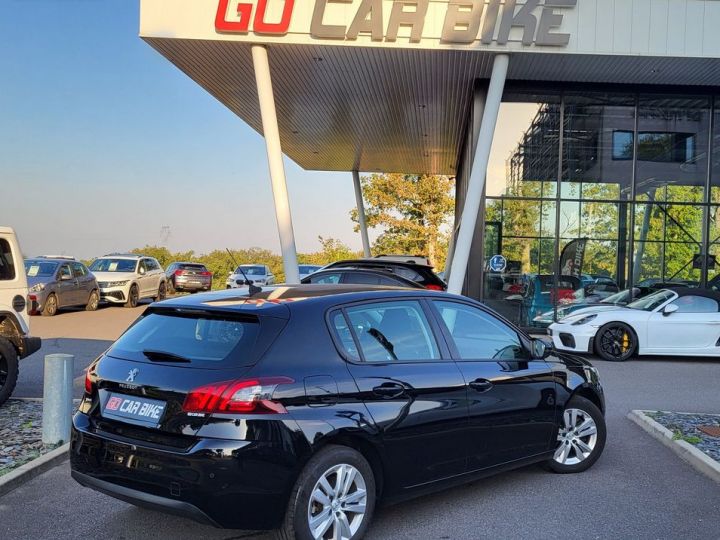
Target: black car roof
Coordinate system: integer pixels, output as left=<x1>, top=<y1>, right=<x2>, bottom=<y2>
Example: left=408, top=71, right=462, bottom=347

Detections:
left=154, top=284, right=447, bottom=318
left=303, top=268, right=423, bottom=288
left=327, top=258, right=434, bottom=270
left=664, top=287, right=720, bottom=302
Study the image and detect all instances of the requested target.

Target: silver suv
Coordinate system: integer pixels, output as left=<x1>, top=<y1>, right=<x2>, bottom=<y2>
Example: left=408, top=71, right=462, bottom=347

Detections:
left=89, top=254, right=166, bottom=308
left=25, top=257, right=99, bottom=316
left=0, top=227, right=41, bottom=406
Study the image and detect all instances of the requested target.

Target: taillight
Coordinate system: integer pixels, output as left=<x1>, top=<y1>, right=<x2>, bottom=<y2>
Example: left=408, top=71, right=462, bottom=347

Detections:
left=426, top=284, right=444, bottom=291
left=84, top=369, right=94, bottom=395
left=174, top=270, right=185, bottom=276
left=183, top=377, right=293, bottom=414
left=200, top=271, right=212, bottom=276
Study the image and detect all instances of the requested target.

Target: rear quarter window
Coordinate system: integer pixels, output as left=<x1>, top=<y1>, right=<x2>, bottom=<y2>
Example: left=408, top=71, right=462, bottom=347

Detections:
left=0, top=239, right=16, bottom=281
left=107, top=312, right=261, bottom=367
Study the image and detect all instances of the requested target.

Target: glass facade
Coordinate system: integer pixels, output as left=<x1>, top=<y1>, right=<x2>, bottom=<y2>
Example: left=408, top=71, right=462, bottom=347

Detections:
left=482, top=88, right=719, bottom=328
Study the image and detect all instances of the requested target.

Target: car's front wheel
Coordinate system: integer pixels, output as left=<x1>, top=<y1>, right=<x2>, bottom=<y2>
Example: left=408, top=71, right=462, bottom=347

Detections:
left=277, top=445, right=375, bottom=540
left=41, top=293, right=58, bottom=317
left=546, top=396, right=606, bottom=474
left=85, top=290, right=99, bottom=311
left=595, top=322, right=637, bottom=361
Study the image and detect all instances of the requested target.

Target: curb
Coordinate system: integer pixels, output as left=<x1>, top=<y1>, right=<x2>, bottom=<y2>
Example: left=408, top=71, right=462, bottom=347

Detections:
left=628, top=410, right=720, bottom=484
left=0, top=443, right=70, bottom=498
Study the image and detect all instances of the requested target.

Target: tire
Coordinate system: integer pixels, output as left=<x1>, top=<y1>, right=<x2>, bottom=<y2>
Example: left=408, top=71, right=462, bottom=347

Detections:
left=595, top=322, right=637, bottom=362
left=41, top=293, right=58, bottom=317
left=85, top=290, right=99, bottom=311
left=124, top=285, right=139, bottom=308
left=156, top=281, right=167, bottom=302
left=166, top=279, right=175, bottom=296
left=0, top=337, right=19, bottom=407
left=275, top=445, right=376, bottom=540
left=546, top=396, right=606, bottom=474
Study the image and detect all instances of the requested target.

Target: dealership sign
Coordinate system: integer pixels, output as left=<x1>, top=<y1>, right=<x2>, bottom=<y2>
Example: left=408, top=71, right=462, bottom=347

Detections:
left=216, top=0, right=577, bottom=47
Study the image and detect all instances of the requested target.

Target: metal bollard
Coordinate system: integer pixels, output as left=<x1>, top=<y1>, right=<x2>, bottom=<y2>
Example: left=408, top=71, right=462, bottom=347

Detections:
left=42, top=353, right=75, bottom=445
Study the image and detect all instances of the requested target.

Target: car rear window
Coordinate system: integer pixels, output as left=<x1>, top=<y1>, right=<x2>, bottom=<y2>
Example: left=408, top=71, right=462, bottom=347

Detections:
left=0, top=240, right=15, bottom=281
left=107, top=312, right=260, bottom=366
left=179, top=264, right=208, bottom=271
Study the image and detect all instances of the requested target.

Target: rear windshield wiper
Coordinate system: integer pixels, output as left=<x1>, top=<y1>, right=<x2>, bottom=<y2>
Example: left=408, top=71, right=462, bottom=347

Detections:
left=142, top=349, right=192, bottom=363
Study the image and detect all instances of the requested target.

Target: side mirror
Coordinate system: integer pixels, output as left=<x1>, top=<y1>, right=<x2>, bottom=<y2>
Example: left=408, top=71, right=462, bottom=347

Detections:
left=663, top=303, right=679, bottom=317
left=531, top=338, right=551, bottom=359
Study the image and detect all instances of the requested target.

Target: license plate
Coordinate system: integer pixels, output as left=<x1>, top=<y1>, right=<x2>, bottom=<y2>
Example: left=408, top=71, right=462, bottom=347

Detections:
left=102, top=392, right=167, bottom=427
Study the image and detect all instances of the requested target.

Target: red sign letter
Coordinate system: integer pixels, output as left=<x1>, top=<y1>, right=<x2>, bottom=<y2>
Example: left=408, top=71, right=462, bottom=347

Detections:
left=253, top=0, right=295, bottom=35
left=216, top=0, right=254, bottom=33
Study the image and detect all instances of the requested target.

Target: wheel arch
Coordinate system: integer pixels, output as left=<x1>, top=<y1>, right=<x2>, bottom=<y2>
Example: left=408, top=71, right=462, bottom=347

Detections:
left=0, top=312, right=23, bottom=356
left=313, top=433, right=386, bottom=498
left=570, top=384, right=605, bottom=415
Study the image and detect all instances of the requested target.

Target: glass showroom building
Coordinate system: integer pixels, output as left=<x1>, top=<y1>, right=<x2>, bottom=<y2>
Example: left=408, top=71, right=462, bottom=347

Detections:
left=140, top=0, right=720, bottom=325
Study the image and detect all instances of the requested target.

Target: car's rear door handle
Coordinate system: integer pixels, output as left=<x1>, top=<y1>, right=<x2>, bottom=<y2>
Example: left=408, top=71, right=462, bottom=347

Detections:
left=372, top=383, right=406, bottom=399
left=469, top=379, right=494, bottom=393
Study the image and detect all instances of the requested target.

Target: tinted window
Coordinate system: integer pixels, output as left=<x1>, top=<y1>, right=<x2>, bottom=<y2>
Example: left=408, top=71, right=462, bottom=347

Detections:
left=299, top=265, right=321, bottom=274
left=108, top=312, right=260, bottom=365
left=345, top=301, right=440, bottom=362
left=0, top=240, right=15, bottom=281
left=670, top=295, right=719, bottom=313
left=433, top=301, right=529, bottom=361
left=391, top=266, right=423, bottom=282
left=72, top=263, right=87, bottom=278
left=240, top=266, right=266, bottom=276
left=179, top=264, right=207, bottom=272
left=343, top=272, right=383, bottom=285
left=25, top=260, right=58, bottom=278
left=331, top=311, right=359, bottom=361
left=310, top=272, right=342, bottom=284
left=90, top=259, right=138, bottom=273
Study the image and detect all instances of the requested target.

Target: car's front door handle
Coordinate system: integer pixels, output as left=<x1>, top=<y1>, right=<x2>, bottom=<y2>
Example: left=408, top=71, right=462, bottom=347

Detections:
left=469, top=379, right=494, bottom=393
left=372, top=383, right=406, bottom=399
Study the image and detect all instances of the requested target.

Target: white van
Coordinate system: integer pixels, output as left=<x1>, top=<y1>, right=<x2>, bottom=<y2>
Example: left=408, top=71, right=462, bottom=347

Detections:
left=0, top=227, right=41, bottom=405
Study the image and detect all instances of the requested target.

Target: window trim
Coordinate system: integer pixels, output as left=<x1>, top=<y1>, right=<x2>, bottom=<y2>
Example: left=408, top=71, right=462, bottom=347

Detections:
left=325, top=298, right=452, bottom=365
left=426, top=298, right=534, bottom=362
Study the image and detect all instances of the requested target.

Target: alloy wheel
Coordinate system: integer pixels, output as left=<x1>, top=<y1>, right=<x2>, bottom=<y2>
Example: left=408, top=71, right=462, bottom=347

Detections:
left=45, top=295, right=57, bottom=316
left=554, top=408, right=598, bottom=466
left=599, top=326, right=632, bottom=359
left=307, top=463, right=368, bottom=540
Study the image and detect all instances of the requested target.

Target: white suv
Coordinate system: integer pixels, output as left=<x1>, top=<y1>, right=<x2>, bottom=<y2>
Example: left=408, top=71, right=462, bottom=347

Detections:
left=0, top=227, right=41, bottom=406
left=226, top=264, right=275, bottom=289
left=89, top=254, right=167, bottom=308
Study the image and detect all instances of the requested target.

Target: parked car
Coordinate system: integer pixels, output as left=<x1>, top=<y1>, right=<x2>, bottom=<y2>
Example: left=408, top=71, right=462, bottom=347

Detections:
left=373, top=254, right=431, bottom=265
left=532, top=286, right=655, bottom=328
left=301, top=268, right=423, bottom=288
left=549, top=287, right=720, bottom=361
left=226, top=264, right=275, bottom=289
left=71, top=285, right=606, bottom=538
left=507, top=274, right=584, bottom=327
left=24, top=257, right=99, bottom=316
left=0, top=227, right=41, bottom=406
left=323, top=259, right=446, bottom=290
left=583, top=276, right=620, bottom=300
left=165, top=262, right=212, bottom=294
left=298, top=264, right=323, bottom=280
left=89, top=254, right=166, bottom=308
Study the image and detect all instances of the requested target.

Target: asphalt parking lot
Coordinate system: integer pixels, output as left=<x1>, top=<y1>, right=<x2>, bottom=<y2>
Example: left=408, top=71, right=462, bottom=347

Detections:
left=2, top=307, right=719, bottom=539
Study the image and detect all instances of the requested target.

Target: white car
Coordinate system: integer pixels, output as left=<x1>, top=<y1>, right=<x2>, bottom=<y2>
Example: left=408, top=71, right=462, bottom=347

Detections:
left=89, top=254, right=167, bottom=308
left=298, top=264, right=322, bottom=280
left=226, top=264, right=275, bottom=289
left=549, top=288, right=720, bottom=361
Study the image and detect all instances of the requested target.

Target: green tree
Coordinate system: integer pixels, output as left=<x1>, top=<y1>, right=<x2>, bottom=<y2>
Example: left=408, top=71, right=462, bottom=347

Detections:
left=299, top=237, right=362, bottom=265
left=351, top=174, right=454, bottom=268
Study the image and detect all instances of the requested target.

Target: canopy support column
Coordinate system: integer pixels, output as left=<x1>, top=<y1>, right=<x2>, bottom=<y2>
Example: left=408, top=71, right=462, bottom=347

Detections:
left=448, top=54, right=509, bottom=295
left=353, top=170, right=371, bottom=258
left=252, top=44, right=300, bottom=284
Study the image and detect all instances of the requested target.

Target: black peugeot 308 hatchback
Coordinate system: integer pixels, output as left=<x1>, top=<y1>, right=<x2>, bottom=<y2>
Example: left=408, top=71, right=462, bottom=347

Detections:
left=71, top=285, right=606, bottom=540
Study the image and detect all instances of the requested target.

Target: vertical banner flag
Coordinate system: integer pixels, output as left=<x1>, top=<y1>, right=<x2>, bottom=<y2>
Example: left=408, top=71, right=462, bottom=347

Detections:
left=560, top=238, right=588, bottom=277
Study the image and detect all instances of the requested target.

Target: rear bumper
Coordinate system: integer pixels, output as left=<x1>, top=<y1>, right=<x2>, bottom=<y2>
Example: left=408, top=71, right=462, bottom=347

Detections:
left=20, top=336, right=41, bottom=359
left=71, top=470, right=220, bottom=527
left=70, top=412, right=298, bottom=529
left=173, top=277, right=212, bottom=291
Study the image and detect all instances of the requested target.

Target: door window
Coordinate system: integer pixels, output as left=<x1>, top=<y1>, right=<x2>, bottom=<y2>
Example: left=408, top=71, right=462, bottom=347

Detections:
left=72, top=263, right=87, bottom=278
left=138, top=260, right=148, bottom=274
left=330, top=311, right=360, bottom=361
left=433, top=301, right=529, bottom=361
left=344, top=301, right=440, bottom=362
left=59, top=265, right=72, bottom=280
left=0, top=240, right=15, bottom=281
left=310, top=272, right=342, bottom=284
left=669, top=295, right=719, bottom=313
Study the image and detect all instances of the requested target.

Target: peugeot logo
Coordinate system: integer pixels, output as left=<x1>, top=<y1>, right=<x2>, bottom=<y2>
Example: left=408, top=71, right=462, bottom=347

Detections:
left=126, top=368, right=139, bottom=383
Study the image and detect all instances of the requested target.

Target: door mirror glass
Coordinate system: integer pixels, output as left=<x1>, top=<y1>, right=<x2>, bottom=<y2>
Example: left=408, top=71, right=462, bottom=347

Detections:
left=531, top=338, right=551, bottom=359
left=663, top=303, right=679, bottom=316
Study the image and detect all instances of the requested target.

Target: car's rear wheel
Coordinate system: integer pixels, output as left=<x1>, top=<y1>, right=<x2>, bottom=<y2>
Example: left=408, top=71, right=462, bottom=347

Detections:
left=156, top=281, right=167, bottom=301
left=85, top=290, right=99, bottom=311
left=546, top=396, right=606, bottom=474
left=41, top=294, right=58, bottom=317
left=595, top=322, right=636, bottom=361
left=124, top=285, right=139, bottom=308
left=0, top=337, right=19, bottom=407
left=276, top=445, right=375, bottom=540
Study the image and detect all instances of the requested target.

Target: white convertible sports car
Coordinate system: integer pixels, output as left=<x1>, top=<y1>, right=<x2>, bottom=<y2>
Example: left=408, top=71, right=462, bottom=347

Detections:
left=548, top=288, right=720, bottom=361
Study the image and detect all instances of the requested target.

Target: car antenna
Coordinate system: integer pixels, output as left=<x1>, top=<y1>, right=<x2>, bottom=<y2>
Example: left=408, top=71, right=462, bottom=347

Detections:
left=225, top=248, right=262, bottom=295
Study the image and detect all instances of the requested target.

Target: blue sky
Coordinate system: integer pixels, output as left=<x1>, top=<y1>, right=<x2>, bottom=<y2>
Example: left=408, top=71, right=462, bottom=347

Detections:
left=1, top=1, right=364, bottom=259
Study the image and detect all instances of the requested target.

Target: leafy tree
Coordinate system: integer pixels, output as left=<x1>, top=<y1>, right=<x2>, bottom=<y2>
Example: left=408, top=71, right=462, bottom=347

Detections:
left=351, top=174, right=454, bottom=268
left=299, top=237, right=362, bottom=265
